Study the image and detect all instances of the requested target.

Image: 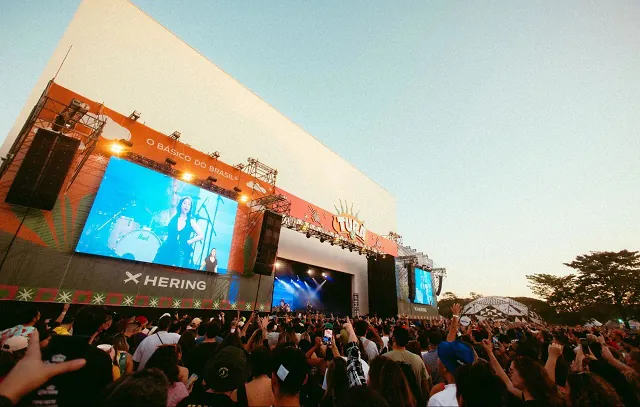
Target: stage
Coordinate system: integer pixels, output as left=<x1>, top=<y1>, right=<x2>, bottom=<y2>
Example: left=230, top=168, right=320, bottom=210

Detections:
left=270, top=257, right=352, bottom=316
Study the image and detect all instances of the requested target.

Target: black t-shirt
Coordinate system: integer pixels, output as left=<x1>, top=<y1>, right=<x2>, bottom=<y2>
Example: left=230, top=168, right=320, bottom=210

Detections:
left=185, top=342, right=218, bottom=392
left=20, top=335, right=113, bottom=406
left=177, top=392, right=237, bottom=407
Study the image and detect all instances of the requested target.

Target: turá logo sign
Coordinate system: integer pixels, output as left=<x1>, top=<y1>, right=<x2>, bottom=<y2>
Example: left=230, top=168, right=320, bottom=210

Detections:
left=332, top=200, right=366, bottom=243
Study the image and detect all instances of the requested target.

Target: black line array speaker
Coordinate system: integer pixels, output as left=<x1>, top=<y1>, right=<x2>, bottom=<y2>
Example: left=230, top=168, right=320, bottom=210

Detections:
left=253, top=211, right=283, bottom=276
left=407, top=263, right=416, bottom=302
left=367, top=255, right=398, bottom=318
left=5, top=129, right=80, bottom=210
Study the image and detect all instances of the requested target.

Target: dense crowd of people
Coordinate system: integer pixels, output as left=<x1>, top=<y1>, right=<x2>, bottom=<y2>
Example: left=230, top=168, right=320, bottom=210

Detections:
left=0, top=302, right=638, bottom=406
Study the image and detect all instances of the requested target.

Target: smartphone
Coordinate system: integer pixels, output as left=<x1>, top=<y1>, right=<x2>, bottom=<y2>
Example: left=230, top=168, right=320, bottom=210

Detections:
left=187, top=373, right=199, bottom=387
left=323, top=329, right=333, bottom=346
left=492, top=336, right=500, bottom=349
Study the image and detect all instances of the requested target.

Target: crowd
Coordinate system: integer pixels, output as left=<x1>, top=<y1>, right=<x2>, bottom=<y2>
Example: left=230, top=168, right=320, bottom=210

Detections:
left=0, top=302, right=638, bottom=406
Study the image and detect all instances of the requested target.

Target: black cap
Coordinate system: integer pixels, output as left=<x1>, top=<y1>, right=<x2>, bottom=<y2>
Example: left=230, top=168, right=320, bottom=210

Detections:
left=204, top=347, right=251, bottom=392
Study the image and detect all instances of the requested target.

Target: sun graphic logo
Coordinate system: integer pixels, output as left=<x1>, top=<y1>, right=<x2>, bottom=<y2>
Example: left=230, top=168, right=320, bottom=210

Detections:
left=332, top=200, right=366, bottom=243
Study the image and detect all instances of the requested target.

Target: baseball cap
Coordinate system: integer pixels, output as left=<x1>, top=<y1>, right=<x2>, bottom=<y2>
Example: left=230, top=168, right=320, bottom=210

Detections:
left=2, top=335, right=28, bottom=352
left=204, top=346, right=251, bottom=392
left=324, top=322, right=333, bottom=330
left=437, top=341, right=475, bottom=373
left=134, top=316, right=148, bottom=325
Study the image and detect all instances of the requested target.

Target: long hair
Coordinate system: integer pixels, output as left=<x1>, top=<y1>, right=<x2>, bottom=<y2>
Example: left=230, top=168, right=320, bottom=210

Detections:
left=368, top=356, right=416, bottom=407
left=169, top=197, right=193, bottom=229
left=324, top=357, right=349, bottom=402
left=111, top=333, right=129, bottom=353
left=178, top=330, right=196, bottom=361
left=566, top=372, right=623, bottom=407
left=145, top=345, right=180, bottom=384
left=513, top=356, right=563, bottom=407
left=246, top=329, right=265, bottom=353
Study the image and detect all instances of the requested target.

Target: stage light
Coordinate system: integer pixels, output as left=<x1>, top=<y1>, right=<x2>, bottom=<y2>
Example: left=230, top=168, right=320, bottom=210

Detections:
left=322, top=272, right=327, bottom=278
left=349, top=247, right=353, bottom=252
left=110, top=143, right=123, bottom=154
left=165, top=157, right=177, bottom=166
left=275, top=261, right=282, bottom=269
left=306, top=232, right=311, bottom=238
left=382, top=254, right=386, bottom=258
left=233, top=186, right=242, bottom=193
left=170, top=131, right=181, bottom=140
left=129, top=110, right=141, bottom=121
left=207, top=176, right=218, bottom=183
left=320, top=237, right=325, bottom=243
left=209, top=151, right=221, bottom=159
left=308, top=269, right=313, bottom=275
left=239, top=195, right=249, bottom=203
left=182, top=172, right=193, bottom=181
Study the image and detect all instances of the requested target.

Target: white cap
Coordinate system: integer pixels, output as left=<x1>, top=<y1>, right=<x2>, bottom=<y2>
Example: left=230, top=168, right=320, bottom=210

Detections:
left=2, top=336, right=28, bottom=352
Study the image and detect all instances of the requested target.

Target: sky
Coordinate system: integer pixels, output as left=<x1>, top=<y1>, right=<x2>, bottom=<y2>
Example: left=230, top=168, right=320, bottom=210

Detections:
left=1, top=1, right=639, bottom=298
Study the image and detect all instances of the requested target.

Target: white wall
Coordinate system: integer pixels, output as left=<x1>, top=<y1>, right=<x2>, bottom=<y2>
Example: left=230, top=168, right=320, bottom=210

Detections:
left=2, top=0, right=396, bottom=236
left=277, top=228, right=368, bottom=315
left=1, top=0, right=396, bottom=314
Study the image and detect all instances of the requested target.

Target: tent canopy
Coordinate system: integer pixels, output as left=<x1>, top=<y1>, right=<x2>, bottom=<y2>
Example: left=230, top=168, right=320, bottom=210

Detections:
left=462, top=296, right=543, bottom=324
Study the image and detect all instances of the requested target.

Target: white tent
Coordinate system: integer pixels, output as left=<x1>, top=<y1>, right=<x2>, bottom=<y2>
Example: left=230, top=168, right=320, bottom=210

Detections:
left=462, top=297, right=543, bottom=324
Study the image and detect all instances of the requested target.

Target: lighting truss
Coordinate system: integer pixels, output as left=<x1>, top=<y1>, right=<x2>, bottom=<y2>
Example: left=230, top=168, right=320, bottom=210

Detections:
left=125, top=152, right=239, bottom=201
left=0, top=81, right=107, bottom=191
left=281, top=216, right=387, bottom=258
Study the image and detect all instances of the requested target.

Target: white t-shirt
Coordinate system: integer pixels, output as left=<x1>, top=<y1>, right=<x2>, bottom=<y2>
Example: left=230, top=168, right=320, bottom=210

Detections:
left=360, top=337, right=379, bottom=361
left=382, top=335, right=390, bottom=348
left=428, top=384, right=458, bottom=407
left=267, top=331, right=280, bottom=348
left=322, top=357, right=370, bottom=390
left=132, top=331, right=180, bottom=370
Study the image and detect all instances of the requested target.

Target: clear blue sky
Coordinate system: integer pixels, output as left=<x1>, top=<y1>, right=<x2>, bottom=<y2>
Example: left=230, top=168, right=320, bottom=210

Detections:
left=1, top=1, right=639, bottom=298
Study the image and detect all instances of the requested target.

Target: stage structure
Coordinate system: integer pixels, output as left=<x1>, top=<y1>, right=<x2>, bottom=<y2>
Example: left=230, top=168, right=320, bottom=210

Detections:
left=396, top=243, right=445, bottom=317
left=0, top=0, right=444, bottom=315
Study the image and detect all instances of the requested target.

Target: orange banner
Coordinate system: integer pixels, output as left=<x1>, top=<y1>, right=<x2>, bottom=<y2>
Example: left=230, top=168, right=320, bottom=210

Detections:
left=276, top=187, right=398, bottom=256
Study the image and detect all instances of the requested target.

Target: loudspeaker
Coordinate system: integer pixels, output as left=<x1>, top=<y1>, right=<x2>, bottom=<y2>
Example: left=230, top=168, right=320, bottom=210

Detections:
left=5, top=129, right=80, bottom=210
left=367, top=255, right=398, bottom=318
left=407, top=263, right=416, bottom=302
left=253, top=211, right=283, bottom=276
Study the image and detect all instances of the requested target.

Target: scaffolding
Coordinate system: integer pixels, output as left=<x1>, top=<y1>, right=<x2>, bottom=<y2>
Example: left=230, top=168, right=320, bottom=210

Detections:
left=0, top=81, right=106, bottom=192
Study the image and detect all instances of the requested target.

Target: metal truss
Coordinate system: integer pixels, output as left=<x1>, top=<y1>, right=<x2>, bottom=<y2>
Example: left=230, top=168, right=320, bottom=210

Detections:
left=0, top=81, right=106, bottom=191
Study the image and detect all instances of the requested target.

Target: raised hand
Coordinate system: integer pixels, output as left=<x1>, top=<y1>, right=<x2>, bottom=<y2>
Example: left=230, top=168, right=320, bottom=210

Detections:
left=548, top=343, right=563, bottom=359
left=0, top=331, right=86, bottom=404
left=452, top=303, right=462, bottom=317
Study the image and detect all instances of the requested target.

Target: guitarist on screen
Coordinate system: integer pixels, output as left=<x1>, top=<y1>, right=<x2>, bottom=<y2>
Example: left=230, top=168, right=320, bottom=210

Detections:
left=154, top=196, right=204, bottom=268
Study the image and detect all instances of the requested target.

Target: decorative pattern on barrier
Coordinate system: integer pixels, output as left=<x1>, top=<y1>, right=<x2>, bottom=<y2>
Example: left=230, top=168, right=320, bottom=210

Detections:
left=0, top=285, right=270, bottom=311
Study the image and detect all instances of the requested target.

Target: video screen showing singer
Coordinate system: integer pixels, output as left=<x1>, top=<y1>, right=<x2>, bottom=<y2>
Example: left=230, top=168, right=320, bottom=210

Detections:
left=75, top=158, right=239, bottom=273
left=154, top=197, right=204, bottom=268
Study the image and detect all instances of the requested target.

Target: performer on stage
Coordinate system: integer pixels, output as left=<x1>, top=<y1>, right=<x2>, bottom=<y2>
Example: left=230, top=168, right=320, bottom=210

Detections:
left=306, top=300, right=313, bottom=314
left=154, top=196, right=204, bottom=268
left=200, top=248, right=218, bottom=273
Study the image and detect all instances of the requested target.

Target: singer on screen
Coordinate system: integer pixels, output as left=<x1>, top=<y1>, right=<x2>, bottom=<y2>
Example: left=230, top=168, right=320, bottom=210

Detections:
left=200, top=248, right=218, bottom=273
left=154, top=196, right=204, bottom=268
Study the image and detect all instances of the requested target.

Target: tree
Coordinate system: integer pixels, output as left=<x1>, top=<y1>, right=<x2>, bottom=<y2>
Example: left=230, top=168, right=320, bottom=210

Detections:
left=469, top=292, right=483, bottom=300
left=526, top=273, right=585, bottom=313
left=527, top=250, right=640, bottom=327
left=565, top=250, right=640, bottom=328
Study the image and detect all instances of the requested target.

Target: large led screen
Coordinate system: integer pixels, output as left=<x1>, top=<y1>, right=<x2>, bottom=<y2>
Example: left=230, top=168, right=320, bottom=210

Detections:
left=414, top=267, right=435, bottom=305
left=76, top=158, right=238, bottom=273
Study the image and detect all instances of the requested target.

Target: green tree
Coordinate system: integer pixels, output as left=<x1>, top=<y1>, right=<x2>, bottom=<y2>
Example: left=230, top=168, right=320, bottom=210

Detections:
left=565, top=250, right=640, bottom=328
left=527, top=250, right=640, bottom=327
